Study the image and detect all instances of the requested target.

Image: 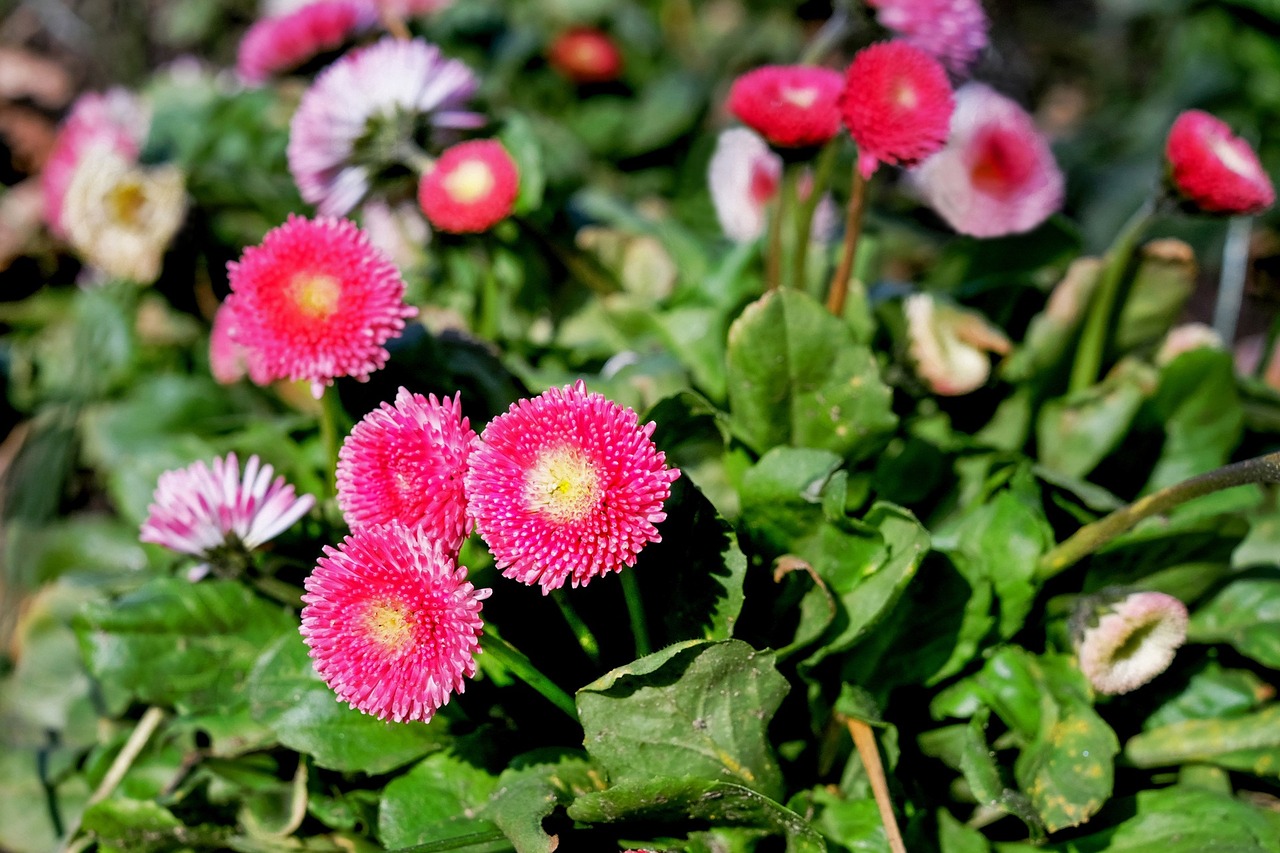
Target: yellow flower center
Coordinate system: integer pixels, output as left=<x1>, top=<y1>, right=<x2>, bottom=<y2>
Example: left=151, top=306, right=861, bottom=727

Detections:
left=444, top=160, right=496, bottom=204
left=363, top=601, right=414, bottom=652
left=780, top=86, right=818, bottom=109
left=892, top=79, right=919, bottom=110
left=107, top=179, right=148, bottom=227
left=525, top=446, right=601, bottom=523
left=289, top=272, right=342, bottom=320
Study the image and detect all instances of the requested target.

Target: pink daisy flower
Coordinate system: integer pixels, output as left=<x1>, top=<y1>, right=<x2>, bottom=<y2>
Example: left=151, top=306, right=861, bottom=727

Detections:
left=867, top=0, right=989, bottom=74
left=288, top=37, right=484, bottom=217
left=336, top=388, right=476, bottom=554
left=417, top=139, right=520, bottom=234
left=140, top=452, right=315, bottom=560
left=236, top=0, right=379, bottom=85
left=728, top=65, right=845, bottom=150
left=224, top=215, right=417, bottom=398
left=464, top=380, right=680, bottom=594
left=42, top=88, right=149, bottom=238
left=300, top=521, right=490, bottom=723
left=378, top=0, right=453, bottom=16
left=909, top=83, right=1064, bottom=237
left=1165, top=110, right=1275, bottom=215
left=840, top=40, right=955, bottom=177
left=209, top=300, right=273, bottom=387
left=1073, top=591, right=1188, bottom=695
left=548, top=27, right=624, bottom=84
left=707, top=127, right=836, bottom=244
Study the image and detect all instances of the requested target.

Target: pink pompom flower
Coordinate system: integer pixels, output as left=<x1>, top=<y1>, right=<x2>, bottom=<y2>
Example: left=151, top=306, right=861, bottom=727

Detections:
left=42, top=88, right=149, bottom=238
left=909, top=83, right=1064, bottom=237
left=288, top=37, right=484, bottom=217
left=301, top=521, right=490, bottom=723
left=418, top=139, right=520, bottom=233
left=224, top=215, right=417, bottom=398
left=840, top=40, right=955, bottom=178
left=465, top=380, right=681, bottom=594
left=140, top=452, right=315, bottom=565
left=548, top=27, right=624, bottom=84
left=1072, top=590, right=1188, bottom=696
left=728, top=65, right=845, bottom=149
left=336, top=387, right=476, bottom=554
left=1165, top=110, right=1275, bottom=215
left=867, top=0, right=989, bottom=74
left=236, top=0, right=378, bottom=85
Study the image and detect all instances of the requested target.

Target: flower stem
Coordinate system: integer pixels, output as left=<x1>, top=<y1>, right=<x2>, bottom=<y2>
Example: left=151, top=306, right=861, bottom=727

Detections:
left=620, top=569, right=652, bottom=658
left=845, top=716, right=907, bottom=853
left=1067, top=200, right=1155, bottom=394
left=793, top=140, right=839, bottom=294
left=480, top=624, right=579, bottom=722
left=552, top=588, right=601, bottom=665
left=766, top=168, right=792, bottom=291
left=318, top=387, right=344, bottom=498
left=1037, top=449, right=1280, bottom=582
left=826, top=160, right=869, bottom=317
left=1255, top=313, right=1280, bottom=380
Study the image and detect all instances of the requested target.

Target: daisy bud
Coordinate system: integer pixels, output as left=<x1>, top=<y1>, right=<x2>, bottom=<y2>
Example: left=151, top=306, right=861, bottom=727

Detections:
left=728, top=65, right=845, bottom=150
left=418, top=139, right=520, bottom=234
left=904, top=293, right=1010, bottom=395
left=1072, top=590, right=1188, bottom=696
left=548, top=27, right=624, bottom=84
left=1165, top=110, right=1275, bottom=215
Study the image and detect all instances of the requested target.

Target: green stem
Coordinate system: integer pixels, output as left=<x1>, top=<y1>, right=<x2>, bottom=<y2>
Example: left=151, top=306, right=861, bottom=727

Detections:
left=765, top=168, right=792, bottom=291
left=552, top=589, right=601, bottom=665
left=620, top=570, right=652, bottom=658
left=478, top=249, right=500, bottom=342
left=480, top=625, right=579, bottom=722
left=826, top=160, right=869, bottom=317
left=1037, top=450, right=1280, bottom=582
left=318, top=387, right=344, bottom=499
left=1067, top=200, right=1155, bottom=394
left=1254, top=313, right=1280, bottom=379
left=793, top=140, right=839, bottom=295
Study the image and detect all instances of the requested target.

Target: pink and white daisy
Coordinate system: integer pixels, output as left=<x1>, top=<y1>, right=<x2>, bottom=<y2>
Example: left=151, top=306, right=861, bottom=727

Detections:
left=707, top=127, right=836, bottom=244
left=840, top=40, right=955, bottom=177
left=288, top=37, right=484, bottom=217
left=236, top=0, right=379, bottom=85
left=336, top=388, right=475, bottom=554
left=867, top=0, right=989, bottom=74
left=1165, top=110, right=1275, bottom=215
left=224, top=214, right=417, bottom=397
left=909, top=83, right=1064, bottom=238
left=42, top=88, right=149, bottom=238
left=418, top=139, right=520, bottom=234
left=140, top=452, right=315, bottom=560
left=465, top=380, right=680, bottom=594
left=1073, top=591, right=1188, bottom=695
left=300, top=521, right=490, bottom=723
left=727, top=65, right=845, bottom=149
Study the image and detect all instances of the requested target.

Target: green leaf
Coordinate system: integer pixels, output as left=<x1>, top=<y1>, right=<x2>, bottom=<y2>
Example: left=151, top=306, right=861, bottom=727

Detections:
left=1142, top=349, right=1244, bottom=492
left=567, top=777, right=825, bottom=853
left=808, top=787, right=889, bottom=852
left=1036, top=359, right=1157, bottom=478
left=1187, top=574, right=1280, bottom=668
left=0, top=747, right=90, bottom=853
left=80, top=798, right=229, bottom=853
left=499, top=111, right=545, bottom=216
left=245, top=634, right=448, bottom=774
left=937, top=808, right=992, bottom=853
left=480, top=751, right=602, bottom=853
left=1125, top=705, right=1280, bottom=776
left=379, top=752, right=500, bottom=849
left=1113, top=240, right=1196, bottom=353
left=1143, top=663, right=1273, bottom=730
left=576, top=640, right=789, bottom=799
left=617, top=72, right=706, bottom=157
left=959, top=710, right=1044, bottom=838
left=726, top=290, right=897, bottom=460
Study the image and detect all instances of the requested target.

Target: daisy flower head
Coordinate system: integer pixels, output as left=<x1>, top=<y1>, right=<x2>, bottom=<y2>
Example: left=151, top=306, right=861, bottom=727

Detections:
left=867, top=0, right=989, bottom=74
left=728, top=65, right=846, bottom=149
left=1073, top=590, right=1188, bottom=695
left=1165, top=110, right=1275, bottom=215
left=224, top=214, right=417, bottom=397
left=288, top=37, right=484, bottom=217
left=417, top=139, right=520, bottom=234
left=140, top=452, right=315, bottom=564
left=337, top=388, right=476, bottom=554
left=840, top=40, right=955, bottom=177
left=236, top=0, right=379, bottom=85
left=548, top=27, right=624, bottom=84
left=905, top=293, right=1011, bottom=395
left=465, top=380, right=681, bottom=594
left=909, top=83, right=1063, bottom=237
left=301, top=521, right=490, bottom=723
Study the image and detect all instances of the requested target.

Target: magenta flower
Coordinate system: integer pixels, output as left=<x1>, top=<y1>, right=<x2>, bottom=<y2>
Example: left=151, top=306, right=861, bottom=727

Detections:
left=1165, top=110, right=1275, bottom=215
left=224, top=215, right=417, bottom=397
left=336, top=388, right=476, bottom=554
left=909, top=83, right=1064, bottom=238
left=1073, top=591, right=1189, bottom=695
left=465, top=381, right=680, bottom=593
left=300, top=521, right=490, bottom=723
left=867, top=0, right=989, bottom=74
left=140, top=452, right=315, bottom=560
left=236, top=0, right=379, bottom=85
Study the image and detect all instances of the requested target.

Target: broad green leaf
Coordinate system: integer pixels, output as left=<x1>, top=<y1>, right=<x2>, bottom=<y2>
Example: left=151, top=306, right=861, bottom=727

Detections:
left=1112, top=239, right=1196, bottom=353
left=246, top=634, right=448, bottom=774
left=617, top=72, right=705, bottom=156
left=80, top=798, right=228, bottom=853
left=1125, top=705, right=1280, bottom=776
left=577, top=640, right=789, bottom=799
left=959, top=711, right=1044, bottom=838
left=1143, top=663, right=1273, bottom=730
left=739, top=446, right=845, bottom=559
left=499, top=111, right=545, bottom=215
left=379, top=752, right=500, bottom=849
left=726, top=290, right=897, bottom=459
left=808, top=788, right=889, bottom=852
left=1142, top=349, right=1243, bottom=492
left=0, top=748, right=90, bottom=853
left=1036, top=358, right=1157, bottom=478
left=480, top=751, right=602, bottom=853
left=567, top=777, right=824, bottom=853
left=1188, top=574, right=1280, bottom=668
left=937, top=808, right=992, bottom=853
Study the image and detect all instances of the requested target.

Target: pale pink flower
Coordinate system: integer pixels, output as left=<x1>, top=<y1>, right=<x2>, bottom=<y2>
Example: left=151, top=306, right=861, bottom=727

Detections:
left=867, top=0, right=989, bottom=74
left=209, top=300, right=272, bottom=386
left=236, top=0, right=379, bottom=85
left=904, top=293, right=1011, bottom=395
left=910, top=83, right=1064, bottom=238
left=707, top=127, right=836, bottom=244
left=336, top=388, right=475, bottom=554
left=465, top=380, right=680, bottom=594
left=1073, top=591, right=1188, bottom=695
left=140, top=452, right=315, bottom=559
left=288, top=37, right=483, bottom=217
left=300, top=521, right=490, bottom=723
